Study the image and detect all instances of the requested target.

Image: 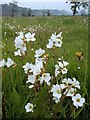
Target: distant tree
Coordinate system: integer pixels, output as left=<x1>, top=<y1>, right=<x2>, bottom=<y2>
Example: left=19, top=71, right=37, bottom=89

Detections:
left=80, top=8, right=86, bottom=15
left=46, top=9, right=51, bottom=16
left=28, top=8, right=32, bottom=17
left=42, top=9, right=46, bottom=16
left=22, top=9, right=26, bottom=17
left=9, top=0, right=18, bottom=17
left=66, top=0, right=88, bottom=16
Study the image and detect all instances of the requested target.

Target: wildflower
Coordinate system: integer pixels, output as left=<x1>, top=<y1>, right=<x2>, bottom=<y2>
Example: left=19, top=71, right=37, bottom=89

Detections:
left=55, top=64, right=60, bottom=77
left=71, top=78, right=80, bottom=89
left=46, top=32, right=63, bottom=49
left=63, top=61, right=69, bottom=67
left=25, top=32, right=36, bottom=42
left=26, top=75, right=36, bottom=84
left=0, top=59, right=6, bottom=67
left=50, top=84, right=62, bottom=99
left=55, top=59, right=69, bottom=76
left=75, top=51, right=84, bottom=61
left=72, top=94, right=85, bottom=108
left=66, top=88, right=75, bottom=97
left=61, top=68, right=68, bottom=74
left=19, top=31, right=24, bottom=39
left=46, top=39, right=53, bottom=49
left=28, top=85, right=34, bottom=89
left=14, top=37, right=26, bottom=52
left=25, top=103, right=34, bottom=112
left=39, top=73, right=51, bottom=85
left=78, top=66, right=80, bottom=69
left=53, top=97, right=60, bottom=103
left=34, top=48, right=45, bottom=58
left=6, top=58, right=14, bottom=68
left=62, top=78, right=72, bottom=86
left=23, top=62, right=31, bottom=73
left=14, top=50, right=22, bottom=56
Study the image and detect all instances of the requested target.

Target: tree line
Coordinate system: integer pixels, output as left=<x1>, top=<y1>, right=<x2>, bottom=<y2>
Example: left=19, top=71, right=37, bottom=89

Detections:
left=9, top=0, right=89, bottom=17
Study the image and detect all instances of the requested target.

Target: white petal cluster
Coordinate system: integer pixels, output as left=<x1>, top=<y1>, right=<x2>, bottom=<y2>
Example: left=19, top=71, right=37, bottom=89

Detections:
left=34, top=48, right=45, bottom=58
left=50, top=84, right=63, bottom=103
left=55, top=59, right=69, bottom=77
left=23, top=48, right=51, bottom=89
left=14, top=50, right=22, bottom=56
left=46, top=32, right=63, bottom=49
left=14, top=32, right=36, bottom=56
left=39, top=73, right=51, bottom=85
left=25, top=32, right=36, bottom=42
left=72, top=94, right=85, bottom=108
left=0, top=58, right=14, bottom=68
left=50, top=78, right=85, bottom=108
left=14, top=36, right=26, bottom=52
left=0, top=59, right=6, bottom=67
left=25, top=103, right=35, bottom=112
left=62, top=78, right=80, bottom=89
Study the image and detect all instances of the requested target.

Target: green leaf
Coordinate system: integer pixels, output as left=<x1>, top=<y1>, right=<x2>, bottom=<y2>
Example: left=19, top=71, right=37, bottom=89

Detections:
left=10, top=88, right=20, bottom=110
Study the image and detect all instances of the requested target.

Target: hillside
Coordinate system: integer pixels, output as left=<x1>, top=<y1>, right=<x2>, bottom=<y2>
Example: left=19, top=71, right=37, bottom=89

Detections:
left=0, top=4, right=72, bottom=16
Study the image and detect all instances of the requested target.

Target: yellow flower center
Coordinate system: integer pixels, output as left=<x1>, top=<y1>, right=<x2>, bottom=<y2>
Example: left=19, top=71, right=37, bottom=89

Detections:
left=57, top=89, right=61, bottom=94
left=77, top=99, right=80, bottom=102
left=70, top=91, right=73, bottom=94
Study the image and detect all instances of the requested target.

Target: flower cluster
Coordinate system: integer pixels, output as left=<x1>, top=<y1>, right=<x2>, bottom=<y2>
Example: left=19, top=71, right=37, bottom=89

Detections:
left=24, top=48, right=51, bottom=112
left=0, top=58, right=14, bottom=68
left=14, top=32, right=36, bottom=56
left=1, top=30, right=85, bottom=113
left=55, top=58, right=69, bottom=77
left=50, top=73, right=85, bottom=108
left=46, top=32, right=63, bottom=49
left=23, top=48, right=51, bottom=90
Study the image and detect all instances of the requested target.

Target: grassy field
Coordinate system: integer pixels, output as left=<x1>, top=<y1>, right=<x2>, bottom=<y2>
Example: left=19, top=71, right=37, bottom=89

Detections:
left=1, top=16, right=89, bottom=119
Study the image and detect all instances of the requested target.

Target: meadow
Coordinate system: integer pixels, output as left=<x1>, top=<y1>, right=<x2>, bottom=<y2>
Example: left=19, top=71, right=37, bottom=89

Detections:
left=1, top=16, right=89, bottom=119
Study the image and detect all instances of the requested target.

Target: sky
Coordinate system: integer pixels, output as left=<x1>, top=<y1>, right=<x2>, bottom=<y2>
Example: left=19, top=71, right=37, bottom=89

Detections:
left=0, top=0, right=73, bottom=12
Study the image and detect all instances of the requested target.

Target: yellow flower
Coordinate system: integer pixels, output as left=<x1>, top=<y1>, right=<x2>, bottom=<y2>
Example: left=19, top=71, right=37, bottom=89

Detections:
left=75, top=52, right=84, bottom=61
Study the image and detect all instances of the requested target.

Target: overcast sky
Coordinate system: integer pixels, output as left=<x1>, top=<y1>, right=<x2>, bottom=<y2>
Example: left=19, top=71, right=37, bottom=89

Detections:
left=0, top=0, right=73, bottom=12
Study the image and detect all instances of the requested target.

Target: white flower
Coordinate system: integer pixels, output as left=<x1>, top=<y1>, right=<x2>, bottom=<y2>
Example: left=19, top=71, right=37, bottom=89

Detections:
left=60, top=84, right=66, bottom=89
left=53, top=97, right=60, bottom=103
left=66, top=88, right=75, bottom=97
left=58, top=62, right=63, bottom=68
left=28, top=85, right=34, bottom=89
left=19, top=31, right=24, bottom=39
left=0, top=59, right=6, bottom=67
left=25, top=32, right=36, bottom=42
left=55, top=64, right=60, bottom=77
left=26, top=75, right=36, bottom=84
left=14, top=50, right=21, bottom=56
left=35, top=61, right=43, bottom=69
left=50, top=84, right=62, bottom=99
left=46, top=32, right=63, bottom=49
left=71, top=78, right=80, bottom=89
left=46, top=40, right=53, bottom=49
left=63, top=61, right=69, bottom=67
left=6, top=58, right=14, bottom=68
left=56, top=32, right=62, bottom=38
left=78, top=66, right=80, bottom=69
left=14, top=37, right=26, bottom=52
left=25, top=103, right=34, bottom=112
left=61, top=68, right=68, bottom=74
left=54, top=39, right=62, bottom=47
left=72, top=94, right=85, bottom=108
left=34, top=48, right=45, bottom=58
left=62, top=78, right=72, bottom=86
left=32, top=64, right=41, bottom=76
left=23, top=63, right=31, bottom=73
left=40, top=73, right=51, bottom=85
